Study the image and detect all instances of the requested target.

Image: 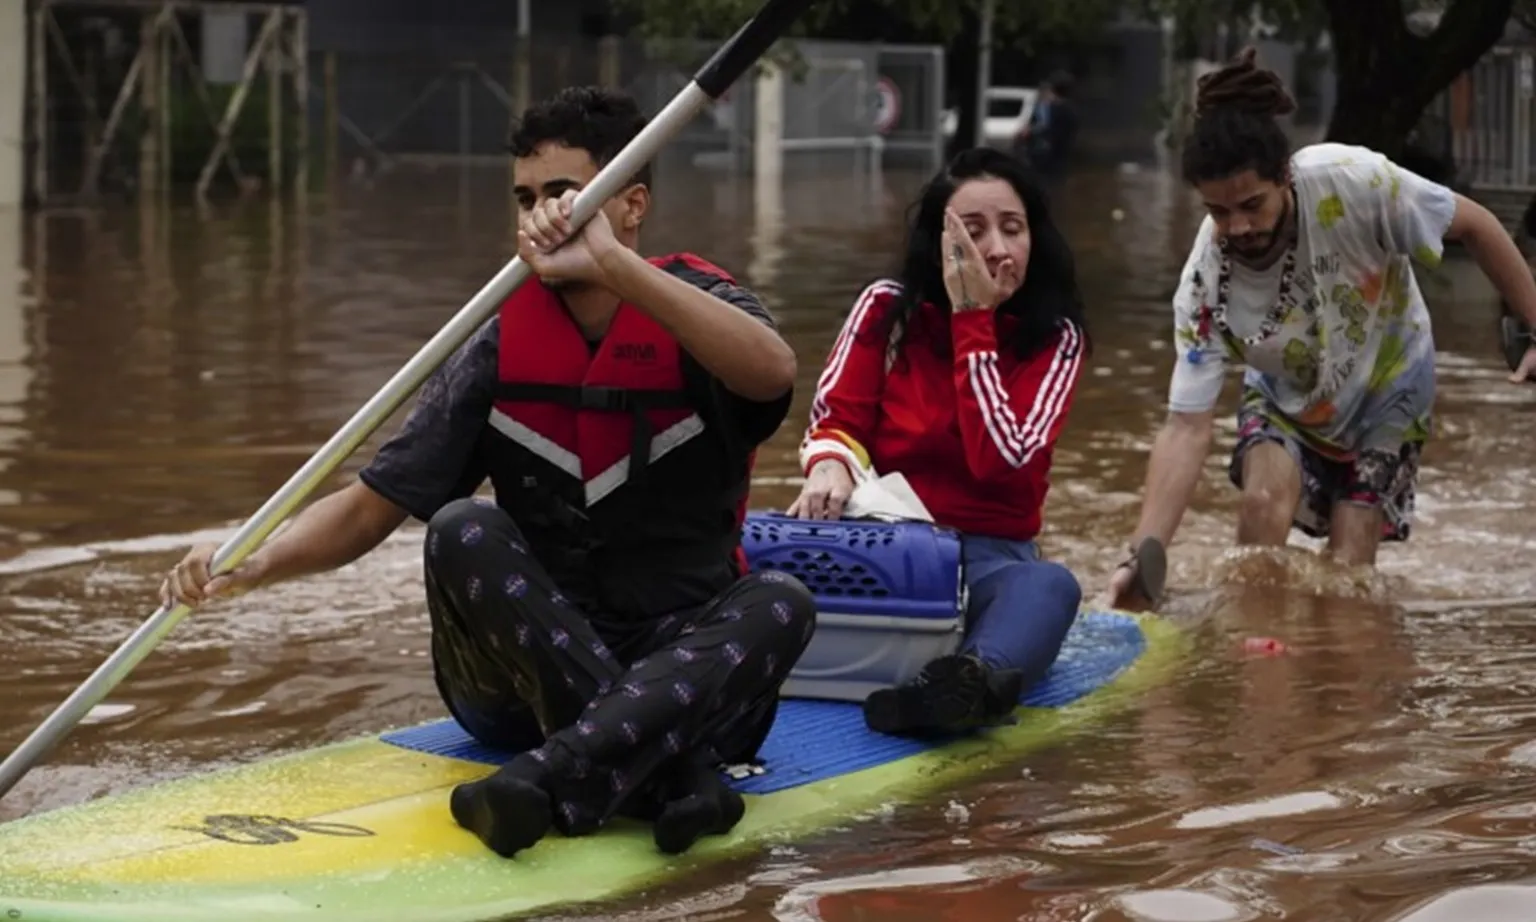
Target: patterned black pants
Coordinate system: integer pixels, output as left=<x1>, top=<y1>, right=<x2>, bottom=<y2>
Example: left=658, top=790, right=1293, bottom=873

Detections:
left=423, top=497, right=816, bottom=832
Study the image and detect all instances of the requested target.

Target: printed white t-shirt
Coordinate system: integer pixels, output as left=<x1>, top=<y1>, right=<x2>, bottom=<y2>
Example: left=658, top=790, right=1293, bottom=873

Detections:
left=1166, top=142, right=1457, bottom=459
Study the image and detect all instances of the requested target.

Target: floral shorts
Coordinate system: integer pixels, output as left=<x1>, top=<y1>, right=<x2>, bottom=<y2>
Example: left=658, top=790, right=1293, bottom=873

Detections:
left=1227, top=403, right=1425, bottom=543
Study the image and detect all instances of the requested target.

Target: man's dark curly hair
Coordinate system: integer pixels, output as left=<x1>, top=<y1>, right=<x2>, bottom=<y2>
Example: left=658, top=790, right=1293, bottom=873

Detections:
left=507, top=86, right=652, bottom=189
left=1180, top=46, right=1297, bottom=186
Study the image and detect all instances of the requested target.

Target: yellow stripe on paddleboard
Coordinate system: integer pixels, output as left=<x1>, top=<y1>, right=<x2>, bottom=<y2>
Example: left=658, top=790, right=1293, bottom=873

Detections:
left=0, top=611, right=1186, bottom=922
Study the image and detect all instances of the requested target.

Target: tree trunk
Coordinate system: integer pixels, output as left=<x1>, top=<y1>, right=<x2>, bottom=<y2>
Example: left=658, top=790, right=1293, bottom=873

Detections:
left=947, top=8, right=980, bottom=158
left=1322, top=0, right=1512, bottom=164
left=1322, top=75, right=1423, bottom=162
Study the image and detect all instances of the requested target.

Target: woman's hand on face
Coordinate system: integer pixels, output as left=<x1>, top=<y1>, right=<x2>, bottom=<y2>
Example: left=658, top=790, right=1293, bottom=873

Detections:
left=940, top=208, right=1020, bottom=313
left=786, top=458, right=856, bottom=520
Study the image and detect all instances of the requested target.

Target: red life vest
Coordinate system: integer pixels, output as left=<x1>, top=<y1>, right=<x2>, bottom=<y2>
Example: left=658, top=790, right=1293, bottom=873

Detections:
left=481, top=253, right=753, bottom=623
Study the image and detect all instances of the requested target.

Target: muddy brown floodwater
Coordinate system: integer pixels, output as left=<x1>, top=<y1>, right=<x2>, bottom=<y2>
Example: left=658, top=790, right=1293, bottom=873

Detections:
left=1, top=160, right=1536, bottom=921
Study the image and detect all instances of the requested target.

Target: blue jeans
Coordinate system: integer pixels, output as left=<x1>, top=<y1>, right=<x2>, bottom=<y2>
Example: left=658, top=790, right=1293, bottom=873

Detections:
left=957, top=535, right=1082, bottom=686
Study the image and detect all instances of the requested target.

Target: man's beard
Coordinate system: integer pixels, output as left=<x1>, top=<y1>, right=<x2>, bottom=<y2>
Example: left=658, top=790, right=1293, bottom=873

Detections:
left=1227, top=194, right=1293, bottom=263
left=1228, top=230, right=1277, bottom=259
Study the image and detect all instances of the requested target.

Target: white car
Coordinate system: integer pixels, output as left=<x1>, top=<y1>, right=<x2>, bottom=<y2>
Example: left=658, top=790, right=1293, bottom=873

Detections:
left=942, top=86, right=1039, bottom=148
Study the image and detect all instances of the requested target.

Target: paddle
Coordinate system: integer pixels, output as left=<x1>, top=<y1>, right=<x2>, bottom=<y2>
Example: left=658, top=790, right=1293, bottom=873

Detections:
left=0, top=0, right=816, bottom=802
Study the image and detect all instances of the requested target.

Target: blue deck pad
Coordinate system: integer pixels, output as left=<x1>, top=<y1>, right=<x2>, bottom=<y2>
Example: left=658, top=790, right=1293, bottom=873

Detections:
left=380, top=610, right=1146, bottom=796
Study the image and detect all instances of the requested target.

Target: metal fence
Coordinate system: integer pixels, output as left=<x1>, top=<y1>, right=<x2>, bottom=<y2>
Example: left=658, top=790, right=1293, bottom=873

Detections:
left=28, top=0, right=310, bottom=205
left=314, top=35, right=945, bottom=176
left=1421, top=44, right=1535, bottom=192
left=667, top=39, right=945, bottom=176
left=871, top=44, right=946, bottom=170
left=28, top=12, right=946, bottom=199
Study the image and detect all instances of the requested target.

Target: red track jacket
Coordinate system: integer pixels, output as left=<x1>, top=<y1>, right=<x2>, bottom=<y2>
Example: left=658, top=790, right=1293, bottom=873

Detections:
left=800, top=279, right=1086, bottom=543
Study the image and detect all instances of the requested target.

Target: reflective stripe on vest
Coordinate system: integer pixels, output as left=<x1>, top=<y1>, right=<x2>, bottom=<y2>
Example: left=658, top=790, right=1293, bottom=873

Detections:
left=487, top=253, right=735, bottom=507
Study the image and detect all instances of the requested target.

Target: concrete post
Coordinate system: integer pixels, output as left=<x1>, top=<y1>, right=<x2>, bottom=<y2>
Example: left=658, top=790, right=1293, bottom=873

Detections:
left=973, top=0, right=995, bottom=148
left=0, top=0, right=26, bottom=207
left=754, top=61, right=783, bottom=188
left=138, top=12, right=162, bottom=196
left=753, top=60, right=783, bottom=284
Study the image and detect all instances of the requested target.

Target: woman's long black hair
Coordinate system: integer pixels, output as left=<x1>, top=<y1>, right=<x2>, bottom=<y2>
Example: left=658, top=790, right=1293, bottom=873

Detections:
left=871, top=146, right=1090, bottom=361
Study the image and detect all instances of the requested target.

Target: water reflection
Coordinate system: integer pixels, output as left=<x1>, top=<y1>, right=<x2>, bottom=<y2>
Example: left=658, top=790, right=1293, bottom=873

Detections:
left=1391, top=885, right=1536, bottom=922
left=0, top=163, right=1532, bottom=920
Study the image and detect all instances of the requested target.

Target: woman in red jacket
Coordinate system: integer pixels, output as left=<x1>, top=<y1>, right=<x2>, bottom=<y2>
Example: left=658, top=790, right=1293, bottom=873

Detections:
left=787, top=147, right=1092, bottom=738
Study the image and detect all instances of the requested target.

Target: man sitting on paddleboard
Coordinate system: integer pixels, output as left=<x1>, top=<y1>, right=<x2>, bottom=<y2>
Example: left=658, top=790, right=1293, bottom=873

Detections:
left=787, top=147, right=1090, bottom=738
left=162, top=86, right=815, bottom=860
left=1103, top=49, right=1536, bottom=610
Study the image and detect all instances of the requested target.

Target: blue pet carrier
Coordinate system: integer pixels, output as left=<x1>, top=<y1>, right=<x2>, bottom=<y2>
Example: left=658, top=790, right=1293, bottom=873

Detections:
left=740, top=512, right=966, bottom=702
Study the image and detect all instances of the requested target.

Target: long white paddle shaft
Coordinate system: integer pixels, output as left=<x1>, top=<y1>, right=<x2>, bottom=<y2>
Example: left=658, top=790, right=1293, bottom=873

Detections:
left=0, top=0, right=816, bottom=801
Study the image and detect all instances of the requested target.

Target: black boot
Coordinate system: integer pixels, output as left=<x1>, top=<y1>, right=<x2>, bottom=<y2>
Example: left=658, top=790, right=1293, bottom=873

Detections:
left=979, top=665, right=1024, bottom=722
left=862, top=654, right=1021, bottom=738
left=652, top=752, right=745, bottom=855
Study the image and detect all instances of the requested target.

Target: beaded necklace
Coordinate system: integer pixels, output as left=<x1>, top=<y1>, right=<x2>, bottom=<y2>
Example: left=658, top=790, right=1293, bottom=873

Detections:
left=1211, top=185, right=1301, bottom=347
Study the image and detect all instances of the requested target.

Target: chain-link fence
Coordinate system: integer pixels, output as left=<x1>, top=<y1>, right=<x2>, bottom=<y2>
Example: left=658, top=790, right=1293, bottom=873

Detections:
left=27, top=8, right=946, bottom=201
left=1419, top=44, right=1534, bottom=192
left=28, top=0, right=310, bottom=205
left=875, top=44, right=946, bottom=171
left=314, top=35, right=945, bottom=177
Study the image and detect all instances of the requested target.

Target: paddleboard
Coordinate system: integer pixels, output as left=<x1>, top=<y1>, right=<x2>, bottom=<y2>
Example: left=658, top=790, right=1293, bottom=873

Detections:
left=0, top=607, right=1182, bottom=922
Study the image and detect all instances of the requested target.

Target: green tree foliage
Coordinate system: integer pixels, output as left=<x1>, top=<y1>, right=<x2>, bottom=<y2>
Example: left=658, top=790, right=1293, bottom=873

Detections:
left=611, top=0, right=1127, bottom=46
left=617, top=0, right=1519, bottom=163
left=611, top=0, right=1137, bottom=152
left=1317, top=0, right=1511, bottom=160
left=1143, top=0, right=1512, bottom=167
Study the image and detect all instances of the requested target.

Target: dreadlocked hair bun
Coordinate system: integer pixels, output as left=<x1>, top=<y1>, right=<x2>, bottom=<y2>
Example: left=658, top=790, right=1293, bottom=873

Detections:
left=1194, top=46, right=1296, bottom=119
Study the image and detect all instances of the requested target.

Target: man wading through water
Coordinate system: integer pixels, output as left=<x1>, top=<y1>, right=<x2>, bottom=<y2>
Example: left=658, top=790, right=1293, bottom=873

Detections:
left=162, top=86, right=816, bottom=859
left=1106, top=48, right=1536, bottom=610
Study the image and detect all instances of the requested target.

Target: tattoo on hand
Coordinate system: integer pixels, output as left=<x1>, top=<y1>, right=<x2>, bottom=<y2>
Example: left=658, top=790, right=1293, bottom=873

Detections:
left=957, top=279, right=978, bottom=310
left=951, top=242, right=979, bottom=310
